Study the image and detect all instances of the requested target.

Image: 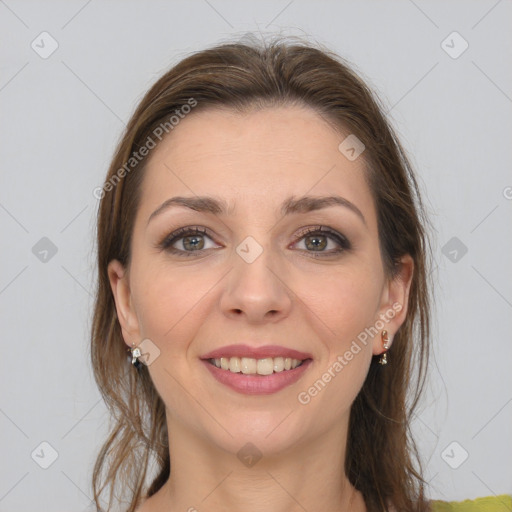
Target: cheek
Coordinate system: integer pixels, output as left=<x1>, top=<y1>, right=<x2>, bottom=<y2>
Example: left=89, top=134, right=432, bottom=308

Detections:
left=296, top=269, right=381, bottom=417
left=130, top=259, right=215, bottom=349
left=299, top=263, right=383, bottom=347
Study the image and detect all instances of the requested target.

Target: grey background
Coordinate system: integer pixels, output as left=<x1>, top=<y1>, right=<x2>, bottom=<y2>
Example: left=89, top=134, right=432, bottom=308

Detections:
left=1, top=1, right=511, bottom=510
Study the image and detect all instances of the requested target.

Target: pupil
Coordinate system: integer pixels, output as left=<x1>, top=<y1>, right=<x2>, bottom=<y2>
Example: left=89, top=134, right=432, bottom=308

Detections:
left=306, top=235, right=326, bottom=251
left=184, top=235, right=204, bottom=250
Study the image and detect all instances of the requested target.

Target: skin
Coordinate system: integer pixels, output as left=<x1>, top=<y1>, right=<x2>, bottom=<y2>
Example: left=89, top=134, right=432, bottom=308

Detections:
left=108, top=105, right=413, bottom=512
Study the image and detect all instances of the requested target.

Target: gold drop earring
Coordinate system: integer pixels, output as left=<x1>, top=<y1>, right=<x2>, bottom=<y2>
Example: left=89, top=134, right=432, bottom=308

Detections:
left=379, top=330, right=390, bottom=365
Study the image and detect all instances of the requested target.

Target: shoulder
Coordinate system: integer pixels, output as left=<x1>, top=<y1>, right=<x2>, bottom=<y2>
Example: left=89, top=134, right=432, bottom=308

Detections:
left=429, top=494, right=512, bottom=511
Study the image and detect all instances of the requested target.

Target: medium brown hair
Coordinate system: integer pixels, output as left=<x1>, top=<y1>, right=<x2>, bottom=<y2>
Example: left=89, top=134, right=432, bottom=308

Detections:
left=91, top=36, right=432, bottom=512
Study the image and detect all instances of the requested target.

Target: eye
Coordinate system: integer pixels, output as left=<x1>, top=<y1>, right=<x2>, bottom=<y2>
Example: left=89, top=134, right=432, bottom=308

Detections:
left=158, top=225, right=351, bottom=258
left=291, top=226, right=351, bottom=257
left=158, top=226, right=219, bottom=256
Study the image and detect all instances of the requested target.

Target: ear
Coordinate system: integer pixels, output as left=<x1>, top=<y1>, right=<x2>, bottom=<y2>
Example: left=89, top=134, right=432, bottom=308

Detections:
left=107, top=259, right=141, bottom=348
left=372, top=254, right=414, bottom=356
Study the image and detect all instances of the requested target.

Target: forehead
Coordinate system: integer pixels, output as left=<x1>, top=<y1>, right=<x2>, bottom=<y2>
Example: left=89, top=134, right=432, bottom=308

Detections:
left=138, top=105, right=376, bottom=226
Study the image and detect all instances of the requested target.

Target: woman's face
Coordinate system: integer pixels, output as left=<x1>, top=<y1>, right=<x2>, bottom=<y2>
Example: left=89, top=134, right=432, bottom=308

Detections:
left=108, top=105, right=412, bottom=456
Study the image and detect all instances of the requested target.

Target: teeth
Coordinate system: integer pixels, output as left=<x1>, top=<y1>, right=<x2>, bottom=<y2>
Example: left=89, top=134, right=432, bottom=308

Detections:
left=257, top=358, right=274, bottom=376
left=241, top=357, right=257, bottom=375
left=211, top=356, right=303, bottom=375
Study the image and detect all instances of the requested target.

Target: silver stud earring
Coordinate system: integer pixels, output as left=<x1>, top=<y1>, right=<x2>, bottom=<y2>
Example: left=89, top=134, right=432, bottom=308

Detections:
left=129, top=344, right=142, bottom=369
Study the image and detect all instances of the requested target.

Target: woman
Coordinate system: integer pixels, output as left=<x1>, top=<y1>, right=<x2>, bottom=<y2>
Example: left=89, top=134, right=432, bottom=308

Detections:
left=90, top=37, right=511, bottom=512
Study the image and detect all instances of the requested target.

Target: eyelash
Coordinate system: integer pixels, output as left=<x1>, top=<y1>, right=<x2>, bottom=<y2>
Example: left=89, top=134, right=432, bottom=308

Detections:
left=158, top=225, right=351, bottom=258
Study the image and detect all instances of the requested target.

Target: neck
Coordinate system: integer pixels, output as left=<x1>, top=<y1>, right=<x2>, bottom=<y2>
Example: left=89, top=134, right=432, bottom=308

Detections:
left=142, top=416, right=366, bottom=512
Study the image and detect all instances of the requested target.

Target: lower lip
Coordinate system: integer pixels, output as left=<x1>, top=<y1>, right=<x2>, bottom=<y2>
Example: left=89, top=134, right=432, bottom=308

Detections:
left=201, top=359, right=313, bottom=395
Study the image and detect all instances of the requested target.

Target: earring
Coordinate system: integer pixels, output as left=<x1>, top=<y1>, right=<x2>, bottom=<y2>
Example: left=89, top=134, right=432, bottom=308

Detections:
left=379, top=330, right=390, bottom=365
left=128, top=343, right=142, bottom=369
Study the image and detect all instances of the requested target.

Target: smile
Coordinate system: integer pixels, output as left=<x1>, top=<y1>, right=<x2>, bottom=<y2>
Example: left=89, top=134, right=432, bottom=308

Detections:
left=202, top=357, right=313, bottom=395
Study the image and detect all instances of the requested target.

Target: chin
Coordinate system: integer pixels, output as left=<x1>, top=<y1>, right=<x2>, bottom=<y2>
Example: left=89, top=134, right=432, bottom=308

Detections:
left=201, top=410, right=310, bottom=458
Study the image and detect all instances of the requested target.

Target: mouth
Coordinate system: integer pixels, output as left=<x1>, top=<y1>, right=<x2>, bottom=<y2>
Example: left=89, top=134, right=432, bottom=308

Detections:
left=201, top=356, right=313, bottom=395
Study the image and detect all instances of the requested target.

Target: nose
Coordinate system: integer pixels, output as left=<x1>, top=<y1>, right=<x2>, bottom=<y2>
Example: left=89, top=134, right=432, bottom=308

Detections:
left=219, top=242, right=293, bottom=324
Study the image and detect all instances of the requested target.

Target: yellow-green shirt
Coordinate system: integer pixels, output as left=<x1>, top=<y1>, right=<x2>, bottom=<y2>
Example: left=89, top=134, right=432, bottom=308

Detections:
left=430, top=495, right=512, bottom=511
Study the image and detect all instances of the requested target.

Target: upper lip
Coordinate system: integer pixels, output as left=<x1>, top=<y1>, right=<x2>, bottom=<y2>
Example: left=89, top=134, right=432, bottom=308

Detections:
left=200, top=344, right=313, bottom=361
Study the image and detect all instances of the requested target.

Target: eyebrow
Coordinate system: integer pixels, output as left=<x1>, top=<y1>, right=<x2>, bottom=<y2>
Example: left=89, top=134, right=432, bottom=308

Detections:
left=147, top=194, right=366, bottom=226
